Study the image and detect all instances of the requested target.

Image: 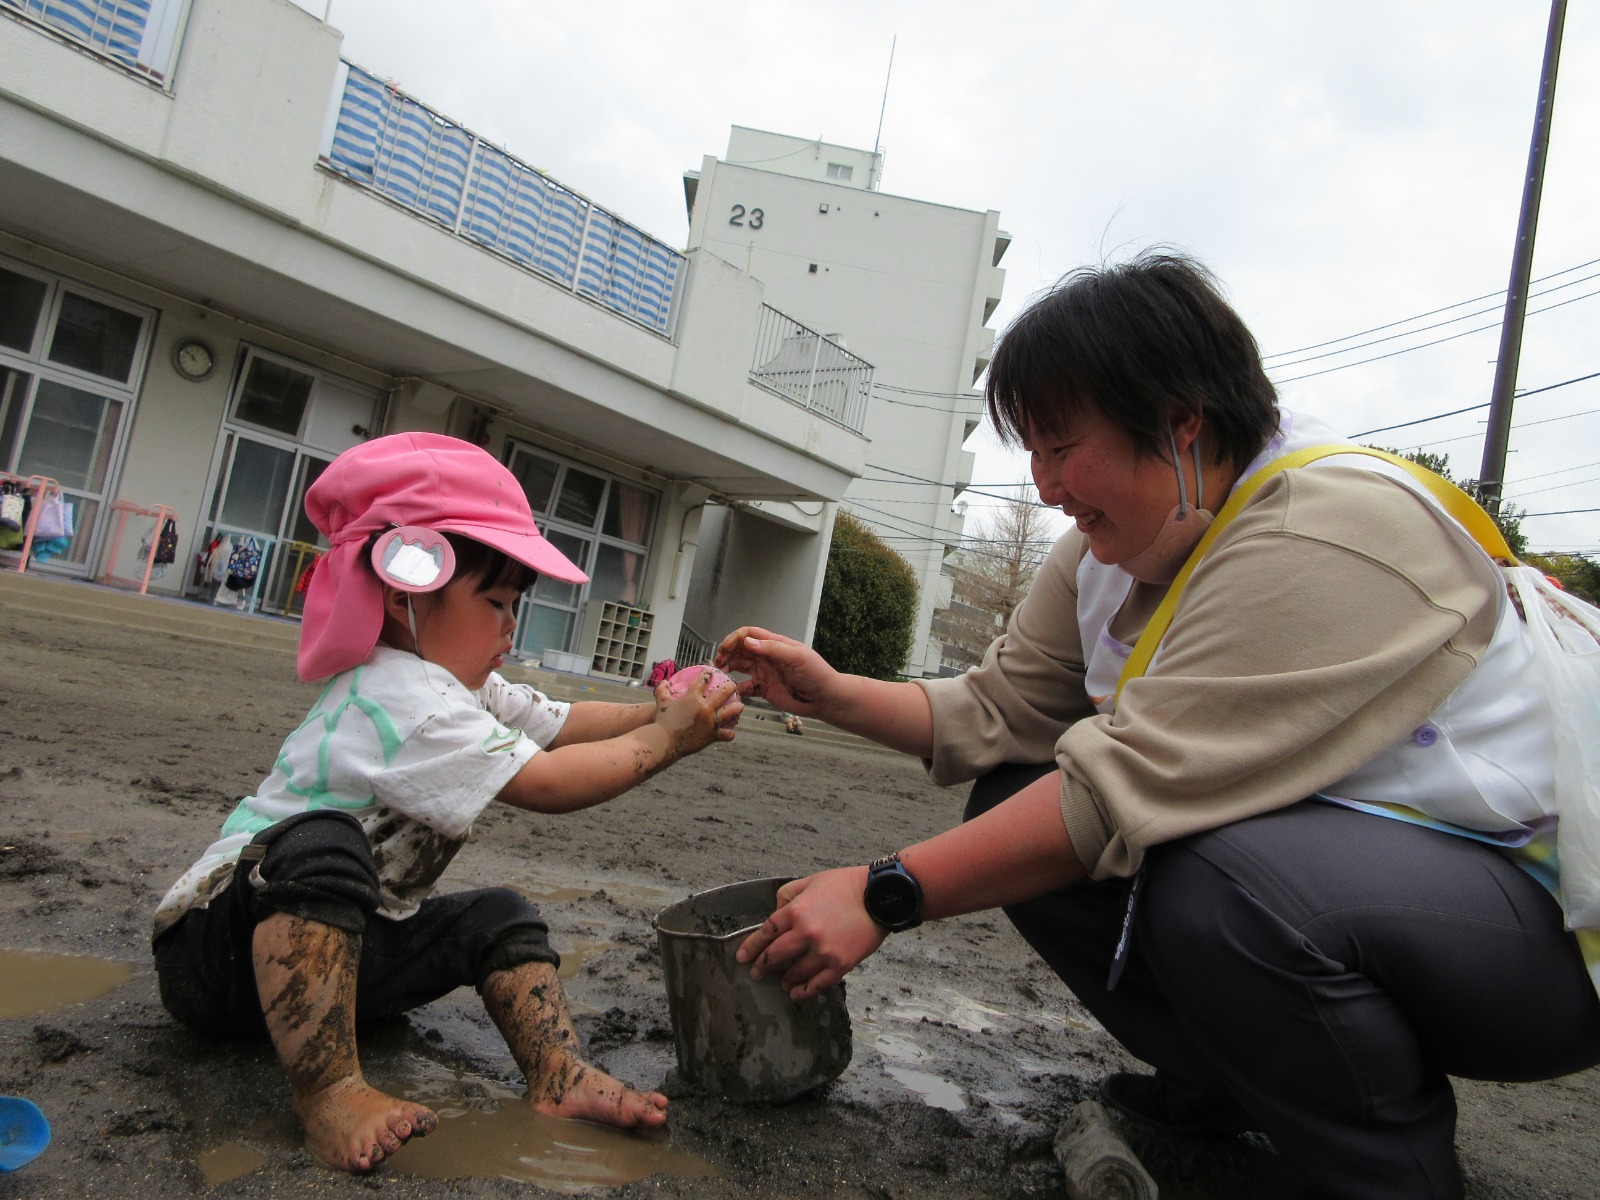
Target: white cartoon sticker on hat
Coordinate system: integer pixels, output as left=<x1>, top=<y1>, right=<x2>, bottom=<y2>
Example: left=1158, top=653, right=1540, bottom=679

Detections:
left=372, top=526, right=456, bottom=592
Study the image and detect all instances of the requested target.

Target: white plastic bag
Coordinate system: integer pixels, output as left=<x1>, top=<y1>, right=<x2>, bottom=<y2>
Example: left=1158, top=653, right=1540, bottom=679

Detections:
left=34, top=496, right=73, bottom=540
left=1507, top=565, right=1600, bottom=928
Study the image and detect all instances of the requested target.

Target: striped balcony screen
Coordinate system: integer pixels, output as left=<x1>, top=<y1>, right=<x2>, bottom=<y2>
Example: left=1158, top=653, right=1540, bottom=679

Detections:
left=459, top=144, right=585, bottom=289
left=326, top=61, right=682, bottom=336
left=3, top=0, right=151, bottom=69
left=327, top=64, right=470, bottom=226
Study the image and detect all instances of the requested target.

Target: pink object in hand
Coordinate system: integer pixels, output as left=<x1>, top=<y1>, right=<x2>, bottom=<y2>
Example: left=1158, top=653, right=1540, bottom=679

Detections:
left=663, top=663, right=734, bottom=699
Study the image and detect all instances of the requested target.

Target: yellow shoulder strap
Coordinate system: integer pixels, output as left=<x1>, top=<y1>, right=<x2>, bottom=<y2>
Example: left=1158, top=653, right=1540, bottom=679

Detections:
left=1114, top=444, right=1515, bottom=703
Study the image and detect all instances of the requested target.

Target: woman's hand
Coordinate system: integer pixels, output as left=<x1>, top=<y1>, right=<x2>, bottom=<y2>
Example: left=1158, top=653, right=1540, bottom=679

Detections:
left=736, top=867, right=887, bottom=1001
left=714, top=626, right=838, bottom=717
left=651, top=671, right=742, bottom=757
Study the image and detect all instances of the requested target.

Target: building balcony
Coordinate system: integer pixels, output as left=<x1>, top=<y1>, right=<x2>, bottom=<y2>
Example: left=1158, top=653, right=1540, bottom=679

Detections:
left=0, top=0, right=185, bottom=83
left=322, top=63, right=683, bottom=339
left=748, top=305, right=872, bottom=436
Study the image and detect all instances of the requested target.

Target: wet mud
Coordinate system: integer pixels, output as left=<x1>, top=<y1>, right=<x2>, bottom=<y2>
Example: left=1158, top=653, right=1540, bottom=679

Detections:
left=2, top=603, right=1598, bottom=1197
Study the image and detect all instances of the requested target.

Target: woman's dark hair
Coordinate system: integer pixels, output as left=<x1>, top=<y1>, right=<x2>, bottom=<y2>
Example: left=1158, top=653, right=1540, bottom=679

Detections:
left=985, top=249, right=1279, bottom=471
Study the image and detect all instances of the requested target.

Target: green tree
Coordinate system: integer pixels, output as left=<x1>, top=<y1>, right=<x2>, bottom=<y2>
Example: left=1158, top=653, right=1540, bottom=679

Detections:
left=1370, top=446, right=1529, bottom=559
left=814, top=511, right=919, bottom=679
left=1523, top=552, right=1600, bottom=606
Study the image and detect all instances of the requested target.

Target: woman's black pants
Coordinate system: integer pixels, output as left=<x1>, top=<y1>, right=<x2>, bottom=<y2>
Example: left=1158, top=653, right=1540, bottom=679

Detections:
left=967, top=763, right=1600, bottom=1200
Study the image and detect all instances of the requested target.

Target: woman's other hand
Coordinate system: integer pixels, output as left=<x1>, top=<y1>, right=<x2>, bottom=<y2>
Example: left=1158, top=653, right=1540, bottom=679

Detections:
left=736, top=868, right=887, bottom=1001
left=714, top=626, right=837, bottom=717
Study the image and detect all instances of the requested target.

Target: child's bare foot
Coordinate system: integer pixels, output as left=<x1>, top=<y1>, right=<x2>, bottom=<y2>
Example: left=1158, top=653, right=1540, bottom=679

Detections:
left=530, top=1053, right=669, bottom=1129
left=295, top=1076, right=438, bottom=1172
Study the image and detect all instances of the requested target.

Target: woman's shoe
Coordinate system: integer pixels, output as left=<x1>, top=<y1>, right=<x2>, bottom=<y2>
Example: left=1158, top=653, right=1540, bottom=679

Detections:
left=1098, top=1072, right=1254, bottom=1139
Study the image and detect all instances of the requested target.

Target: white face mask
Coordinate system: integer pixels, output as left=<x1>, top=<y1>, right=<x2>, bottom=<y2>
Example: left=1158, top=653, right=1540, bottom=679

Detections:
left=1119, top=429, right=1214, bottom=585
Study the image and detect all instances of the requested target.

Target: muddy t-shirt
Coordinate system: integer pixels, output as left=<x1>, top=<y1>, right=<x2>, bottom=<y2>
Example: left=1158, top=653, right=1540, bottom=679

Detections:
left=151, top=646, right=569, bottom=941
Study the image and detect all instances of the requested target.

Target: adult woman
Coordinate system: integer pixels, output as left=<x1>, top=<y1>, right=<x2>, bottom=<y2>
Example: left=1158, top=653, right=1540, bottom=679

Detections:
left=719, top=251, right=1600, bottom=1199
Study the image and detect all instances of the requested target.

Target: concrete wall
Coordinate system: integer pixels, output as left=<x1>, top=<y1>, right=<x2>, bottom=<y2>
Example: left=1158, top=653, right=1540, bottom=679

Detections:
left=687, top=503, right=836, bottom=646
left=725, top=126, right=882, bottom=191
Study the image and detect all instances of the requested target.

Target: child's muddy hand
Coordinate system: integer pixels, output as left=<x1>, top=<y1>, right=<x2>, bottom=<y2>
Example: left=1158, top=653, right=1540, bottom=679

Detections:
left=653, top=673, right=739, bottom=756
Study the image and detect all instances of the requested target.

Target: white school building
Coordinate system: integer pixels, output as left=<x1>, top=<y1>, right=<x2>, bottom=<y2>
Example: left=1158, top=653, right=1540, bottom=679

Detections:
left=0, top=0, right=1006, bottom=679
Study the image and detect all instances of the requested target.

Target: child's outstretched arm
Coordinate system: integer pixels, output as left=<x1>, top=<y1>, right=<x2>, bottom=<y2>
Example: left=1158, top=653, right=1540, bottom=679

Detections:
left=545, top=699, right=656, bottom=748
left=496, top=674, right=740, bottom=814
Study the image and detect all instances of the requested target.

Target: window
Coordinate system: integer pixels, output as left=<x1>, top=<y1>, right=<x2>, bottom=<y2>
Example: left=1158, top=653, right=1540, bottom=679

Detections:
left=504, top=441, right=659, bottom=658
left=826, top=162, right=853, bottom=181
left=194, top=348, right=381, bottom=612
left=47, top=291, right=143, bottom=383
left=0, top=266, right=47, bottom=353
left=0, top=257, right=151, bottom=571
left=233, top=353, right=316, bottom=437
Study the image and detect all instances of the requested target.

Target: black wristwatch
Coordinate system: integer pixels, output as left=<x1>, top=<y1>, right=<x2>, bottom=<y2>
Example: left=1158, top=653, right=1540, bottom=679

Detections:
left=863, top=852, right=923, bottom=932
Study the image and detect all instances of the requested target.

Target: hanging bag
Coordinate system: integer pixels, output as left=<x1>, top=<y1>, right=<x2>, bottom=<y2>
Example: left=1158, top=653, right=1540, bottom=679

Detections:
left=0, top=486, right=24, bottom=532
left=33, top=496, right=74, bottom=541
left=1506, top=566, right=1600, bottom=926
left=225, top=536, right=262, bottom=591
left=153, top=517, right=179, bottom=566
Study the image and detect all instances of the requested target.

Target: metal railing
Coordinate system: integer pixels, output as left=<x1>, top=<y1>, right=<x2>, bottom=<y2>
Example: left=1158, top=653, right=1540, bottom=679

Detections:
left=674, top=622, right=715, bottom=669
left=748, top=305, right=872, bottom=434
left=2, top=0, right=178, bottom=80
left=322, top=62, right=683, bottom=338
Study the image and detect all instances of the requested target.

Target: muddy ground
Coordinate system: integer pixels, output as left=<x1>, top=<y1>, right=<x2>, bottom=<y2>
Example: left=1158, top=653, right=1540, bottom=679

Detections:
left=2, top=600, right=1597, bottom=1199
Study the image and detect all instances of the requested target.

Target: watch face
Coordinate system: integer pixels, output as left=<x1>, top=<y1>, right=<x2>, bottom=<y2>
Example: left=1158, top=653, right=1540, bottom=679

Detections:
left=867, top=869, right=920, bottom=928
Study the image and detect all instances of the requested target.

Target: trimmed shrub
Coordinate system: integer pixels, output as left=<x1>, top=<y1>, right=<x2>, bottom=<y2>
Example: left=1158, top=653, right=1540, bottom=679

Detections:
left=814, top=512, right=919, bottom=679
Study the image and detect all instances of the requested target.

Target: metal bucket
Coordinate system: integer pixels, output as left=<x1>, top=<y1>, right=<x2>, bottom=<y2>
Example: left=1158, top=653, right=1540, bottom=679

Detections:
left=654, top=877, right=852, bottom=1104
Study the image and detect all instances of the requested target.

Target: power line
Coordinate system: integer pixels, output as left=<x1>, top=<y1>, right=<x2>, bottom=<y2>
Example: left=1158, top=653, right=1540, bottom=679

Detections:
left=1407, top=405, right=1600, bottom=452
left=1270, top=287, right=1600, bottom=386
left=1266, top=271, right=1600, bottom=371
left=1350, top=403, right=1489, bottom=439
left=1262, top=255, right=1600, bottom=360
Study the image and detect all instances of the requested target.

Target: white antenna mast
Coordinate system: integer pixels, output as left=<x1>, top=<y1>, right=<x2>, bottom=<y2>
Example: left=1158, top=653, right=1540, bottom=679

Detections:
left=870, top=35, right=896, bottom=190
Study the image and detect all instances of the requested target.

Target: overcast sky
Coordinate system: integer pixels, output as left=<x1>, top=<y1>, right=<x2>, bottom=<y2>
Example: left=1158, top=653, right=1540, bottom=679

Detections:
left=312, top=0, right=1597, bottom=558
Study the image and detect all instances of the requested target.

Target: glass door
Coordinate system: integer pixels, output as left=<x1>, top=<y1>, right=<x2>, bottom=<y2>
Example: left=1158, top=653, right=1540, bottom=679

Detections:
left=0, top=262, right=151, bottom=573
left=192, top=431, right=331, bottom=611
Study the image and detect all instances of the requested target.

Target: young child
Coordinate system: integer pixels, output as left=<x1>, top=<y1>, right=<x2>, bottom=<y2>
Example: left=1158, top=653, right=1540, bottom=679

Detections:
left=151, top=433, right=740, bottom=1173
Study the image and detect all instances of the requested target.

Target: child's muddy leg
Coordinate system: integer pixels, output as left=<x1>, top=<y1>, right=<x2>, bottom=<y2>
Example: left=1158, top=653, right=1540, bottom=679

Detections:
left=253, top=911, right=437, bottom=1171
left=481, top=961, right=668, bottom=1128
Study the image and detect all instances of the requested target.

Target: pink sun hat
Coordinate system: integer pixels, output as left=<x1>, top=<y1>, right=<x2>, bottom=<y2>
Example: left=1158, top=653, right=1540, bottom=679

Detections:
left=297, top=432, right=588, bottom=681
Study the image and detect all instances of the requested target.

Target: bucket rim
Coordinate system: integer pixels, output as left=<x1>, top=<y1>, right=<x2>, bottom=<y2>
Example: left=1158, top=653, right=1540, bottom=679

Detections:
left=653, top=875, right=795, bottom=940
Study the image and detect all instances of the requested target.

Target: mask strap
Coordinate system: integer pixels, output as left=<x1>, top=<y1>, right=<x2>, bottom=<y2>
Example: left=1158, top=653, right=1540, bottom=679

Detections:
left=1167, top=426, right=1206, bottom=516
left=1167, top=428, right=1191, bottom=516
left=407, top=594, right=421, bottom=659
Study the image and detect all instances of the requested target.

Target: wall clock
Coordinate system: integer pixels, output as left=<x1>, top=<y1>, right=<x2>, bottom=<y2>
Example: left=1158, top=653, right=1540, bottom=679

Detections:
left=172, top=338, right=216, bottom=381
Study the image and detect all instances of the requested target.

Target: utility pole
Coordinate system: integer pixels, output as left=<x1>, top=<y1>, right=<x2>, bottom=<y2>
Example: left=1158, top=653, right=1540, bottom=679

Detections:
left=1478, top=0, right=1566, bottom=515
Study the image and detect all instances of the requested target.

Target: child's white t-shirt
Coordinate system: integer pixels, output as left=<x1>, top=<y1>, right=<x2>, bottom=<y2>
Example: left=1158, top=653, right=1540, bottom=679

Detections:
left=152, top=647, right=570, bottom=940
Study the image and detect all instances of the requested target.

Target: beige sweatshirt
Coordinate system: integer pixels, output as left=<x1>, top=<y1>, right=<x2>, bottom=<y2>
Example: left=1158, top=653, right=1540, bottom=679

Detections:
left=916, top=467, right=1501, bottom=880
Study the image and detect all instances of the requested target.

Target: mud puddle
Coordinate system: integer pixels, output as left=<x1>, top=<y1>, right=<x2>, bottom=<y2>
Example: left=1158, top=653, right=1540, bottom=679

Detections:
left=197, top=1142, right=266, bottom=1186
left=388, top=1083, right=714, bottom=1191
left=0, top=948, right=134, bottom=1019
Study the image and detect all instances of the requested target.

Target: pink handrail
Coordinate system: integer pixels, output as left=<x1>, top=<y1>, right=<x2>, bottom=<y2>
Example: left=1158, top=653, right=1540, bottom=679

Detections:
left=0, top=472, right=61, bottom=574
left=101, top=501, right=177, bottom=595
